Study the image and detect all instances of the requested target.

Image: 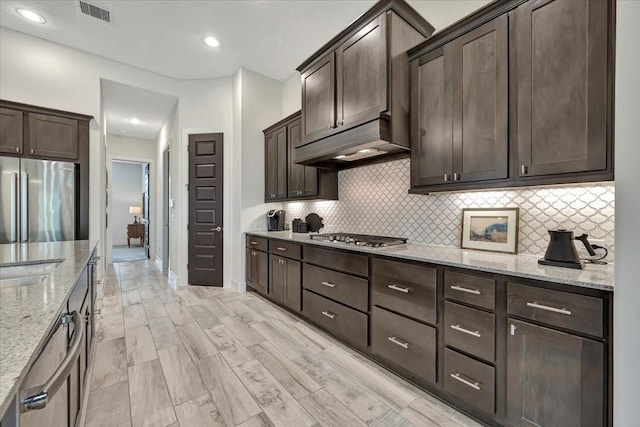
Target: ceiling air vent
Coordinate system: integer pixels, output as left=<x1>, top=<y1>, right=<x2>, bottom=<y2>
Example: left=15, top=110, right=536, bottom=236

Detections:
left=78, top=0, right=110, bottom=23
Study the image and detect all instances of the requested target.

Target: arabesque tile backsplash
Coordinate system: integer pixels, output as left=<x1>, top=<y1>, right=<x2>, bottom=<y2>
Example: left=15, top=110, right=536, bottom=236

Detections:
left=283, top=158, right=615, bottom=260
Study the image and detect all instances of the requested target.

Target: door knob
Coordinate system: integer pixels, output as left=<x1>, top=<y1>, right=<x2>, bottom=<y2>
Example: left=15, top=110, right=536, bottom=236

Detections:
left=210, top=226, right=222, bottom=232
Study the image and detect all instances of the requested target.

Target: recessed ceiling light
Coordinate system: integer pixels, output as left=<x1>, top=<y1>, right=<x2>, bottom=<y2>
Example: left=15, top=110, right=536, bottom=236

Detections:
left=129, top=118, right=144, bottom=125
left=16, top=8, right=46, bottom=24
left=203, top=36, right=220, bottom=48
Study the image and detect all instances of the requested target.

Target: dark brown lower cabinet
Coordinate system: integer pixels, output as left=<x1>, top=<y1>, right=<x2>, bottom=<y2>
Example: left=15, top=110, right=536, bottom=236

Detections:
left=303, top=290, right=368, bottom=348
left=371, top=306, right=436, bottom=383
left=444, top=348, right=495, bottom=415
left=246, top=248, right=268, bottom=295
left=269, top=255, right=301, bottom=312
left=506, top=319, right=604, bottom=427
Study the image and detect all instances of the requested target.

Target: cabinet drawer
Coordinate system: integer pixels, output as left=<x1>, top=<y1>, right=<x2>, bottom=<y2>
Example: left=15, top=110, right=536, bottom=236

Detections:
left=246, top=235, right=268, bottom=252
left=371, top=307, right=436, bottom=383
left=303, top=290, right=368, bottom=348
left=304, top=264, right=368, bottom=312
left=372, top=258, right=436, bottom=324
left=444, top=270, right=496, bottom=310
left=444, top=348, right=495, bottom=415
left=507, top=283, right=603, bottom=337
left=269, top=240, right=302, bottom=260
left=444, top=302, right=495, bottom=362
left=304, top=245, right=368, bottom=277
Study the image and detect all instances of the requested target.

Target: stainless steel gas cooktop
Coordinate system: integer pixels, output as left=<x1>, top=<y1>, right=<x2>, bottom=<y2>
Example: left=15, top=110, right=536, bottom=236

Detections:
left=309, top=233, right=407, bottom=248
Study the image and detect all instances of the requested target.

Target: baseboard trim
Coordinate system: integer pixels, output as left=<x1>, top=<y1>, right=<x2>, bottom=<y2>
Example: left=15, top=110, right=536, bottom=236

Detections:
left=228, top=279, right=246, bottom=292
left=168, top=270, right=178, bottom=288
left=154, top=255, right=163, bottom=271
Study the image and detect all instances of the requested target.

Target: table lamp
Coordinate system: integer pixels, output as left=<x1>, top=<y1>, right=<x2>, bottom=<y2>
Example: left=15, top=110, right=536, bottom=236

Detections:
left=129, top=206, right=142, bottom=223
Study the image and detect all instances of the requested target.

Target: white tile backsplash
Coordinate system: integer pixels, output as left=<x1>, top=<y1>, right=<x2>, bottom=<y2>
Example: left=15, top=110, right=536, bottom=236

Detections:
left=283, top=158, right=615, bottom=260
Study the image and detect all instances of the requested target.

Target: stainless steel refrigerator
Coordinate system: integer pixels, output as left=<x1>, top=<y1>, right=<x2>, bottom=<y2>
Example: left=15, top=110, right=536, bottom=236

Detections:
left=0, top=156, right=76, bottom=244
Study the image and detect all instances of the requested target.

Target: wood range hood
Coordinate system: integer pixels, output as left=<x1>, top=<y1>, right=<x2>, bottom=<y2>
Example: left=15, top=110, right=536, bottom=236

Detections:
left=293, top=0, right=435, bottom=170
left=293, top=113, right=411, bottom=169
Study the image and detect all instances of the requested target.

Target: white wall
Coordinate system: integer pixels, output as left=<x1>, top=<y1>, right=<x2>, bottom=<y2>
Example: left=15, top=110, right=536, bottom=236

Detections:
left=614, top=1, right=640, bottom=424
left=281, top=72, right=301, bottom=117
left=111, top=162, right=144, bottom=245
left=0, top=28, right=234, bottom=286
left=231, top=68, right=284, bottom=289
left=105, top=133, right=157, bottom=261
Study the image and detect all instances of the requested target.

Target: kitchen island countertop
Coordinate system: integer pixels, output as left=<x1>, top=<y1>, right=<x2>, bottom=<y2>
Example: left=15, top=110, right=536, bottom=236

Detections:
left=0, top=240, right=98, bottom=417
left=247, top=231, right=614, bottom=292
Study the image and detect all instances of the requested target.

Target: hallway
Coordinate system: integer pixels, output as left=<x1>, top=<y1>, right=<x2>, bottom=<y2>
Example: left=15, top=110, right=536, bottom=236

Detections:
left=85, top=260, right=481, bottom=427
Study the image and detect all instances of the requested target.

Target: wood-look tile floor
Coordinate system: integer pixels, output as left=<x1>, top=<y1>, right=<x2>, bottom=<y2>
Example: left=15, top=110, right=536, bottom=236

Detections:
left=85, top=260, right=483, bottom=427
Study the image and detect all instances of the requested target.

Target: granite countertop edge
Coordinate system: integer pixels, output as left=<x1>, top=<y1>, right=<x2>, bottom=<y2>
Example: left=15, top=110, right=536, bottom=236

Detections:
left=246, top=231, right=614, bottom=292
left=0, top=240, right=98, bottom=418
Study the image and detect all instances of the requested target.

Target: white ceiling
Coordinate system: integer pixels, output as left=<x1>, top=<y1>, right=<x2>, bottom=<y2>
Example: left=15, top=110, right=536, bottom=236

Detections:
left=102, top=79, right=178, bottom=140
left=0, top=0, right=490, bottom=82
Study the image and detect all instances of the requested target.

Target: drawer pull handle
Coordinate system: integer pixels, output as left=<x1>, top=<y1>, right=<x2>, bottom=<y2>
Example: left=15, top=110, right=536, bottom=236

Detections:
left=450, top=285, right=481, bottom=295
left=276, top=247, right=288, bottom=251
left=250, top=241, right=259, bottom=245
left=279, top=259, right=287, bottom=265
left=526, top=301, right=572, bottom=316
left=321, top=281, right=336, bottom=288
left=450, top=324, right=481, bottom=338
left=387, top=336, right=410, bottom=349
left=387, top=284, right=410, bottom=293
left=450, top=372, right=481, bottom=391
left=321, top=310, right=336, bottom=319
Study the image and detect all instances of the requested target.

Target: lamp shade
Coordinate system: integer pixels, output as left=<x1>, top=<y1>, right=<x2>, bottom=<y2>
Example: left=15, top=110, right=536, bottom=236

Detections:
left=129, top=206, right=142, bottom=215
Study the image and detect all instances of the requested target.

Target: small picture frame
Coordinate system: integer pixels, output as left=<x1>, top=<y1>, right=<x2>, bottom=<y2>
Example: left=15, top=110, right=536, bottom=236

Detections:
left=461, top=208, right=520, bottom=254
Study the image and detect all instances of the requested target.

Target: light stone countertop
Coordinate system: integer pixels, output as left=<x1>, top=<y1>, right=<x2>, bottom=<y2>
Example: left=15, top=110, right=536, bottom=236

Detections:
left=247, top=231, right=614, bottom=292
left=0, top=240, right=98, bottom=417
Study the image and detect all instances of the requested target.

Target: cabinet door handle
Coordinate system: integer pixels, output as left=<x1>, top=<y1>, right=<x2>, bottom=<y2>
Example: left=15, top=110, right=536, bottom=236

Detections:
left=30, top=148, right=35, bottom=154
left=279, top=259, right=287, bottom=264
left=450, top=285, right=481, bottom=295
left=321, top=310, right=336, bottom=319
left=443, top=173, right=450, bottom=182
left=250, top=241, right=259, bottom=245
left=321, top=281, right=336, bottom=288
left=22, top=311, right=84, bottom=411
left=526, top=301, right=571, bottom=316
left=16, top=147, right=20, bottom=153
left=453, top=172, right=460, bottom=181
left=450, top=324, right=481, bottom=338
left=521, top=165, right=528, bottom=175
left=251, top=251, right=257, bottom=256
left=387, top=284, right=410, bottom=293
left=337, top=120, right=344, bottom=126
left=387, top=336, right=410, bottom=349
left=450, top=372, right=481, bottom=391
left=276, top=247, right=287, bottom=251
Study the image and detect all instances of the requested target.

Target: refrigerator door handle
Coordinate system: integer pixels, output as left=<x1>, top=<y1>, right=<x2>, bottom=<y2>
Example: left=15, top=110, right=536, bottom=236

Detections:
left=11, top=172, right=18, bottom=242
left=21, top=172, right=28, bottom=242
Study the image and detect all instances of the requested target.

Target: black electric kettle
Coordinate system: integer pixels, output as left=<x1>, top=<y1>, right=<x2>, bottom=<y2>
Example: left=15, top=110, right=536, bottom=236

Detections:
left=538, top=229, right=599, bottom=269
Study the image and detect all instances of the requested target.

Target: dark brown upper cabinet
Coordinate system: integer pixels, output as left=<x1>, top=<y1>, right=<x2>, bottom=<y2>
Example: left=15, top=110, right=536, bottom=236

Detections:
left=296, top=0, right=434, bottom=169
left=288, top=119, right=318, bottom=198
left=507, top=319, right=604, bottom=427
left=28, top=112, right=79, bottom=160
left=514, top=0, right=611, bottom=181
left=265, top=126, right=288, bottom=201
left=408, top=0, right=614, bottom=193
left=264, top=111, right=338, bottom=203
left=300, top=53, right=336, bottom=145
left=0, top=107, right=24, bottom=154
left=411, top=16, right=508, bottom=189
left=336, top=15, right=387, bottom=130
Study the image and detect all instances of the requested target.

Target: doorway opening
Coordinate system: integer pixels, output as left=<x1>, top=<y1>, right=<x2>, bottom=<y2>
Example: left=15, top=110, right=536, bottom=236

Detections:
left=162, top=146, right=170, bottom=273
left=111, top=159, right=150, bottom=263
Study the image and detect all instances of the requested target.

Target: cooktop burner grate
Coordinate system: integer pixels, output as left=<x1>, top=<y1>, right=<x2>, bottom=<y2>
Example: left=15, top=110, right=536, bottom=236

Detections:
left=309, top=233, right=407, bottom=248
